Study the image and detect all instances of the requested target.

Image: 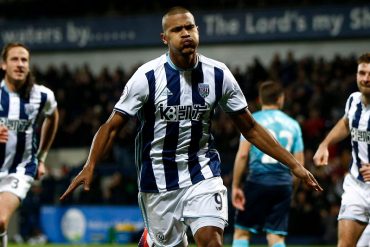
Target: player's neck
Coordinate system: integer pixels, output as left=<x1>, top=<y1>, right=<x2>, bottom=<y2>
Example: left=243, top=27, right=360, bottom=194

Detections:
left=4, top=77, right=23, bottom=93
left=169, top=52, right=198, bottom=70
left=362, top=94, right=370, bottom=106
left=262, top=105, right=279, bottom=110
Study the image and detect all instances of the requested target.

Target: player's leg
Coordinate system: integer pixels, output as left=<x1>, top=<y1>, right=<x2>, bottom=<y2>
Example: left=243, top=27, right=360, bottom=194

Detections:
left=232, top=181, right=272, bottom=247
left=193, top=225, right=223, bottom=247
left=338, top=219, right=366, bottom=247
left=264, top=184, right=291, bottom=247
left=0, top=192, right=21, bottom=247
left=183, top=177, right=228, bottom=247
left=266, top=233, right=285, bottom=247
left=232, top=228, right=252, bottom=247
left=337, top=174, right=369, bottom=247
left=357, top=224, right=370, bottom=247
left=0, top=174, right=33, bottom=247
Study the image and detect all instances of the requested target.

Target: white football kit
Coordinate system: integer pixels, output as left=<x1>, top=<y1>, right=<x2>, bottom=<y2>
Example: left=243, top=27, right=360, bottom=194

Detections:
left=338, top=92, right=370, bottom=227
left=114, top=53, right=247, bottom=246
left=0, top=80, right=57, bottom=199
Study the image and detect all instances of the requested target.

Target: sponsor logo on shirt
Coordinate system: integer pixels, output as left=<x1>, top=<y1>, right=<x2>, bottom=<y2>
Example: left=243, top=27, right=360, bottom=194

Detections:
left=351, top=128, right=370, bottom=144
left=0, top=118, right=32, bottom=132
left=159, top=104, right=209, bottom=122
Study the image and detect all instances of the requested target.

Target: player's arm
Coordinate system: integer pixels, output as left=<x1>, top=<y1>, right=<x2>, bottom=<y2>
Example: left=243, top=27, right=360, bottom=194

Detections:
left=232, top=138, right=251, bottom=211
left=0, top=125, right=9, bottom=143
left=60, top=111, right=129, bottom=200
left=360, top=165, right=370, bottom=182
left=36, top=108, right=59, bottom=178
left=229, top=108, right=322, bottom=191
left=313, top=117, right=349, bottom=166
left=292, top=150, right=304, bottom=191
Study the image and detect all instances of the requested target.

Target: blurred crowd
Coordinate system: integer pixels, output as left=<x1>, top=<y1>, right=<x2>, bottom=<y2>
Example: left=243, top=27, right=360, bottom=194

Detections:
left=13, top=51, right=359, bottom=244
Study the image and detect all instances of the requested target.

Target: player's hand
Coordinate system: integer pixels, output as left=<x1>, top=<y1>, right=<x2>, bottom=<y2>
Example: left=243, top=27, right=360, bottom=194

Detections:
left=313, top=145, right=329, bottom=166
left=36, top=161, right=46, bottom=180
left=292, top=166, right=323, bottom=192
left=232, top=187, right=246, bottom=211
left=360, top=163, right=370, bottom=182
left=0, top=126, right=9, bottom=143
left=60, top=166, right=94, bottom=201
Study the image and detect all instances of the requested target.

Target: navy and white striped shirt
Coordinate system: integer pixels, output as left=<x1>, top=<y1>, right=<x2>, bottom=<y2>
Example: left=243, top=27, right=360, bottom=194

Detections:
left=345, top=92, right=370, bottom=182
left=0, top=80, right=57, bottom=177
left=114, top=53, right=247, bottom=192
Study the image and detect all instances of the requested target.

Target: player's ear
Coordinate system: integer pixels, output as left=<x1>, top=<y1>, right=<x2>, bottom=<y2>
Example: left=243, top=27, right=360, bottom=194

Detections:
left=160, top=33, right=168, bottom=45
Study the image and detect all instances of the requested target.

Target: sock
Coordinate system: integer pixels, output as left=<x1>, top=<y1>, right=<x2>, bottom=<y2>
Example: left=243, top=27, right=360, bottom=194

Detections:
left=0, top=231, right=8, bottom=247
left=232, top=239, right=249, bottom=247
left=272, top=242, right=286, bottom=247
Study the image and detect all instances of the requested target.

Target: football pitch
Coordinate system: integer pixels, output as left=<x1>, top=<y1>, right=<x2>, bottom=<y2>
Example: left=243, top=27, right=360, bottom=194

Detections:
left=7, top=245, right=336, bottom=247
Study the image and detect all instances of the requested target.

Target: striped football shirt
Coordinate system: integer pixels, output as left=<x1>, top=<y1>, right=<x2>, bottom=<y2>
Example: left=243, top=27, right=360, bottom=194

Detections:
left=345, top=92, right=370, bottom=182
left=114, top=53, right=247, bottom=192
left=0, top=80, right=57, bottom=177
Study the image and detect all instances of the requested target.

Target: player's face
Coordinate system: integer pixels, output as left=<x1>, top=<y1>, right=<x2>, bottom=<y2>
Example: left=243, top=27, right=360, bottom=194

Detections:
left=357, top=63, right=370, bottom=96
left=1, top=46, right=30, bottom=85
left=161, top=12, right=199, bottom=56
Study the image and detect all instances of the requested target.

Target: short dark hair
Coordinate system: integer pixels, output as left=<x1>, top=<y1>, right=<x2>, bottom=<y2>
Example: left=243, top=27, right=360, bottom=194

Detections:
left=259, top=81, right=284, bottom=105
left=358, top=53, right=370, bottom=64
left=162, top=6, right=191, bottom=31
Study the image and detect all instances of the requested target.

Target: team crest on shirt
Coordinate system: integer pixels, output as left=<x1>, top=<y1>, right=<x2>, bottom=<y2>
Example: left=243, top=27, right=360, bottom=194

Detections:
left=198, top=83, right=209, bottom=98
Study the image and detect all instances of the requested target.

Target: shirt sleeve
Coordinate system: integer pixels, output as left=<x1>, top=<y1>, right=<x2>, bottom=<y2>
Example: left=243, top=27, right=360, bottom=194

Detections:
left=218, top=67, right=248, bottom=113
left=42, top=86, right=57, bottom=116
left=343, top=93, right=355, bottom=119
left=114, top=69, right=149, bottom=116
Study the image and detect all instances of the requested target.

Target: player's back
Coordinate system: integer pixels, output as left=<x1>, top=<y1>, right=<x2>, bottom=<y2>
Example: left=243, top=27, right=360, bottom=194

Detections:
left=246, top=109, right=303, bottom=185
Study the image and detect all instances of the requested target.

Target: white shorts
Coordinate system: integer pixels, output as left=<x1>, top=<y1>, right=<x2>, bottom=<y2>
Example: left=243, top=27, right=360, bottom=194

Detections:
left=138, top=176, right=228, bottom=247
left=338, top=173, right=370, bottom=223
left=0, top=173, right=34, bottom=200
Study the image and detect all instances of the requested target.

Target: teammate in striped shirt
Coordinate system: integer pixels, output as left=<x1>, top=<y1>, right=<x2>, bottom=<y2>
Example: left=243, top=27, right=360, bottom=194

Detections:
left=232, top=81, right=304, bottom=247
left=61, top=7, right=322, bottom=247
left=314, top=53, right=370, bottom=247
left=0, top=42, right=59, bottom=247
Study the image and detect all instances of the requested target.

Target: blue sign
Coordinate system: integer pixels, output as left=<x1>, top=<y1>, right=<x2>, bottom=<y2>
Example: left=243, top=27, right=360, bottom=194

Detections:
left=40, top=206, right=144, bottom=244
left=199, top=5, right=370, bottom=42
left=1, top=4, right=370, bottom=51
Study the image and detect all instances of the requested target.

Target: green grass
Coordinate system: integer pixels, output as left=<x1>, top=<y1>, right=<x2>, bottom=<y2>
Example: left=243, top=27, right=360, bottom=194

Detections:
left=8, top=245, right=336, bottom=247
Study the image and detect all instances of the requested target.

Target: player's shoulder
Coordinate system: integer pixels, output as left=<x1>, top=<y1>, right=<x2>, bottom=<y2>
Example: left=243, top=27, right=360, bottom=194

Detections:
left=275, top=110, right=300, bottom=127
left=198, top=54, right=228, bottom=71
left=348, top=91, right=361, bottom=101
left=279, top=110, right=297, bottom=122
left=32, top=83, right=54, bottom=95
left=256, top=110, right=300, bottom=127
left=136, top=54, right=167, bottom=74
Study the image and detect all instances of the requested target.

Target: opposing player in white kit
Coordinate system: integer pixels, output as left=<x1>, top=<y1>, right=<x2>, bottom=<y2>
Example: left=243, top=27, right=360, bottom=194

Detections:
left=314, top=53, right=370, bottom=247
left=0, top=42, right=59, bottom=247
left=61, top=6, right=322, bottom=247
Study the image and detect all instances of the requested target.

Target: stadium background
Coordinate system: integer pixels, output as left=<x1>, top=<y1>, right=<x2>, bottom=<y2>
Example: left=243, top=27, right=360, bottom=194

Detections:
left=1, top=0, right=370, bottom=245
